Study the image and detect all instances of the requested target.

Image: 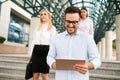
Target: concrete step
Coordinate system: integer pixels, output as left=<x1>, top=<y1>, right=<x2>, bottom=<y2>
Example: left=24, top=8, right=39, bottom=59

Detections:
left=0, top=65, right=55, bottom=79
left=0, top=54, right=120, bottom=80
left=0, top=54, right=55, bottom=80
left=0, top=71, right=55, bottom=80
left=0, top=59, right=28, bottom=67
left=90, top=74, right=120, bottom=80
left=0, top=65, right=25, bottom=75
left=0, top=73, right=24, bottom=80
left=101, top=60, right=120, bottom=68
left=46, top=69, right=120, bottom=80
left=49, top=69, right=55, bottom=78
left=0, top=54, right=29, bottom=62
left=89, top=60, right=120, bottom=80
left=90, top=67, right=120, bottom=76
left=0, top=54, right=29, bottom=80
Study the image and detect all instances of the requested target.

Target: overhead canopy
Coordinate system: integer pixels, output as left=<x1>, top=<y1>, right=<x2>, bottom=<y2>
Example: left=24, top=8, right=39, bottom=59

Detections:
left=1, top=0, right=120, bottom=43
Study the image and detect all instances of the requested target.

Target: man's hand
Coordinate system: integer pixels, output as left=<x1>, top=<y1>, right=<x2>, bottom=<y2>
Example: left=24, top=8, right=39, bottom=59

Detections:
left=73, top=64, right=88, bottom=74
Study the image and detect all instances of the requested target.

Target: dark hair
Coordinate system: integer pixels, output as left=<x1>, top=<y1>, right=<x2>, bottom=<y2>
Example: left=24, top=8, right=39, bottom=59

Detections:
left=81, top=6, right=88, bottom=11
left=65, top=6, right=80, bottom=17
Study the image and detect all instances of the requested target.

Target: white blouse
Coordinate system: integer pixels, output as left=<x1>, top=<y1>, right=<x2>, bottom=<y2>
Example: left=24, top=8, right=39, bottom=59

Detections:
left=79, top=18, right=94, bottom=37
left=28, top=24, right=57, bottom=56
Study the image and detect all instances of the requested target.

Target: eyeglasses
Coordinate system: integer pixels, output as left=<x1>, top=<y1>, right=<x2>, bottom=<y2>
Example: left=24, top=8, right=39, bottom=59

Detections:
left=65, top=20, right=79, bottom=26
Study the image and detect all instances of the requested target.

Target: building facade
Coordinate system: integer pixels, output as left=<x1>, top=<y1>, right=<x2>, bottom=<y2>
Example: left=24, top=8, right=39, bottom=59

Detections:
left=0, top=0, right=31, bottom=47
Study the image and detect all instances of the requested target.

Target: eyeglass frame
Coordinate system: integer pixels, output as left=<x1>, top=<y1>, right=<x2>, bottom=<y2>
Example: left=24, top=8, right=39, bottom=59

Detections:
left=65, top=20, right=79, bottom=26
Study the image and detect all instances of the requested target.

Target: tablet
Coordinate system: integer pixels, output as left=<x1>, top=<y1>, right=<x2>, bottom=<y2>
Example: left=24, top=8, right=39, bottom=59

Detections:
left=56, top=59, right=85, bottom=70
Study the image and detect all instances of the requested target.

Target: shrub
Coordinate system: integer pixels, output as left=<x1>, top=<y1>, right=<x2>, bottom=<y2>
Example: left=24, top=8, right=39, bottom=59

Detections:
left=112, top=42, right=116, bottom=49
left=0, top=36, right=6, bottom=43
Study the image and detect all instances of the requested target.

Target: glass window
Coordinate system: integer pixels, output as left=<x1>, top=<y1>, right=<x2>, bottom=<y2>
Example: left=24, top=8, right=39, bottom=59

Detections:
left=8, top=13, right=30, bottom=45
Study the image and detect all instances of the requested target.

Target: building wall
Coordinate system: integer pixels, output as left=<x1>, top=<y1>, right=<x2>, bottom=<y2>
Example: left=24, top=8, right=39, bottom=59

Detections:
left=0, top=0, right=31, bottom=46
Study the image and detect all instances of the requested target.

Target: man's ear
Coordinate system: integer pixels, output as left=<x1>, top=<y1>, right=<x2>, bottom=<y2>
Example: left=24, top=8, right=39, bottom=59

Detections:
left=64, top=19, right=66, bottom=26
left=64, top=22, right=66, bottom=26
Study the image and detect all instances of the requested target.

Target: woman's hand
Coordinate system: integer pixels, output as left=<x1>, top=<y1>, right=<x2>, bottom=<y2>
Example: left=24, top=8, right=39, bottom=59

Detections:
left=28, top=56, right=32, bottom=61
left=73, top=64, right=88, bottom=74
left=52, top=62, right=56, bottom=69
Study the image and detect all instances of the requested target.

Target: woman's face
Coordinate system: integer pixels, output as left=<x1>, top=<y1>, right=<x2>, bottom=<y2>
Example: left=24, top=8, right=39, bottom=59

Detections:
left=40, top=11, right=49, bottom=22
left=80, top=9, right=88, bottom=18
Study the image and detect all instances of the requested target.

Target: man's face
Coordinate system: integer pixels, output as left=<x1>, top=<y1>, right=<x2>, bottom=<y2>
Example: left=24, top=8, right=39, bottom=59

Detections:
left=65, top=13, right=80, bottom=35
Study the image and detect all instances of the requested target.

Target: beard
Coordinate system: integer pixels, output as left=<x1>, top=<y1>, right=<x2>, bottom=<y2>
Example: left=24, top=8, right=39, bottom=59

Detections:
left=66, top=25, right=77, bottom=35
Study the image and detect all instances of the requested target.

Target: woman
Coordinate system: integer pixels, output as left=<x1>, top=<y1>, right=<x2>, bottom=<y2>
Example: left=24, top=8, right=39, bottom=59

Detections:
left=29, top=9, right=57, bottom=80
left=79, top=6, right=94, bottom=37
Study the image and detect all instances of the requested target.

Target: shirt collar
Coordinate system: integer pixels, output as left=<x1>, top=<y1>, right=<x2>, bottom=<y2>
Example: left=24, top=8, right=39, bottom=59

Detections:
left=65, top=30, right=80, bottom=36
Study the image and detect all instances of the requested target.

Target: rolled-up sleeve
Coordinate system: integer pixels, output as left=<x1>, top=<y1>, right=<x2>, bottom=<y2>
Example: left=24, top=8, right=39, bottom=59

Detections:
left=87, top=37, right=101, bottom=69
left=47, top=37, right=56, bottom=68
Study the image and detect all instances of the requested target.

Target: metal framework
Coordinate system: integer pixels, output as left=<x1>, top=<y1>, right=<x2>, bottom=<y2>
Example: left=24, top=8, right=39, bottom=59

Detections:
left=1, top=0, right=120, bottom=43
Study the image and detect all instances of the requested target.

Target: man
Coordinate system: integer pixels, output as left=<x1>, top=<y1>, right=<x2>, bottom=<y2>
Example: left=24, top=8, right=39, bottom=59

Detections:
left=47, top=6, right=101, bottom=80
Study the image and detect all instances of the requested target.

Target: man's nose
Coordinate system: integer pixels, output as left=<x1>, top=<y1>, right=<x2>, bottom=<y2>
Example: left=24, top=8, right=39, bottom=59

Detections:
left=69, top=23, right=74, bottom=27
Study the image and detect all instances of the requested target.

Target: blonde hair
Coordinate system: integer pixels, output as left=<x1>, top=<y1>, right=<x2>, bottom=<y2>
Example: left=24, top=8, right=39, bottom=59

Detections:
left=38, top=9, right=53, bottom=31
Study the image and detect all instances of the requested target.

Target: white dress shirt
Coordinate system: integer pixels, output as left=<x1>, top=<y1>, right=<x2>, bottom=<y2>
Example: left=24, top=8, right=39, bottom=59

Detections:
left=29, top=24, right=57, bottom=56
left=47, top=30, right=101, bottom=80
left=79, top=18, right=94, bottom=37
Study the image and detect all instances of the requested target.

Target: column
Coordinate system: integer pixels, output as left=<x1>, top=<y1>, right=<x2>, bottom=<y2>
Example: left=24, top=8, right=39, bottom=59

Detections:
left=101, top=38, right=106, bottom=59
left=28, top=17, right=39, bottom=53
left=98, top=41, right=101, bottom=57
left=115, top=14, right=120, bottom=61
left=96, top=44, right=99, bottom=51
left=105, top=31, right=112, bottom=59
